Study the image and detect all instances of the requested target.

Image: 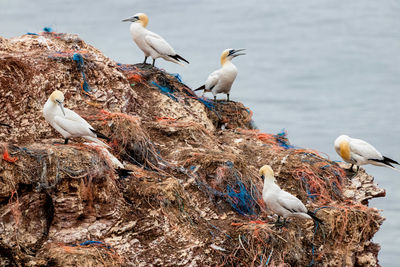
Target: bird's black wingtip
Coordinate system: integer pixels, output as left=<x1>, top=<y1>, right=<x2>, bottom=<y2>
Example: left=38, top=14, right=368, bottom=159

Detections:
left=116, top=168, right=133, bottom=178
left=90, top=129, right=111, bottom=141
left=169, top=54, right=189, bottom=64
left=307, top=211, right=324, bottom=225
left=194, top=85, right=206, bottom=91
left=383, top=156, right=400, bottom=165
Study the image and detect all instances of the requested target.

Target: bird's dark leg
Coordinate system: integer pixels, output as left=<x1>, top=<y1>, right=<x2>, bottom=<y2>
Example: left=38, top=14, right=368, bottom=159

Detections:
left=227, top=93, right=230, bottom=102
left=347, top=164, right=360, bottom=173
left=274, top=215, right=286, bottom=228
left=152, top=58, right=156, bottom=67
left=143, top=56, right=148, bottom=64
left=64, top=138, right=69, bottom=144
left=214, top=96, right=217, bottom=102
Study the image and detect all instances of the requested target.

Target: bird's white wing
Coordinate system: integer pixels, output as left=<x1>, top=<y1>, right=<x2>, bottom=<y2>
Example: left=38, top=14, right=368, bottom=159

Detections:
left=350, top=138, right=382, bottom=160
left=276, top=190, right=307, bottom=214
left=145, top=32, right=176, bottom=56
left=54, top=115, right=94, bottom=137
left=63, top=108, right=94, bottom=130
left=205, top=69, right=221, bottom=90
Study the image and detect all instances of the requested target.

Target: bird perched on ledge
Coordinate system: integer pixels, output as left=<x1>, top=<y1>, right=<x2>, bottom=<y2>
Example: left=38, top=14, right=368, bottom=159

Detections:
left=122, top=12, right=189, bottom=67
left=334, top=134, right=400, bottom=172
left=194, top=48, right=245, bottom=102
left=43, top=90, right=109, bottom=147
left=260, top=165, right=323, bottom=227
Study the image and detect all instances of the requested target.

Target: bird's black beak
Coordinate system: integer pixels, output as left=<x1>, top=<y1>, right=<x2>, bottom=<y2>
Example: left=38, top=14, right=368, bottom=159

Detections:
left=122, top=16, right=139, bottom=22
left=229, top=48, right=246, bottom=58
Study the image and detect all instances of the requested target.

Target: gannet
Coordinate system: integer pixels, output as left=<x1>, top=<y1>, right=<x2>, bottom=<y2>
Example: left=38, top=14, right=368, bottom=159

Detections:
left=122, top=13, right=189, bottom=67
left=43, top=90, right=110, bottom=146
left=334, top=135, right=400, bottom=172
left=260, top=165, right=323, bottom=226
left=194, top=48, right=245, bottom=102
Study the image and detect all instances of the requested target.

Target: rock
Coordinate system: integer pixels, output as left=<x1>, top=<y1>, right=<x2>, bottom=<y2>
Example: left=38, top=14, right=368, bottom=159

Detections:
left=0, top=32, right=385, bottom=266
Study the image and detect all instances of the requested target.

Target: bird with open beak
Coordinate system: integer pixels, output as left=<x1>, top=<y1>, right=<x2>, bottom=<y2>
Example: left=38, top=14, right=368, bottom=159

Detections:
left=194, top=48, right=245, bottom=102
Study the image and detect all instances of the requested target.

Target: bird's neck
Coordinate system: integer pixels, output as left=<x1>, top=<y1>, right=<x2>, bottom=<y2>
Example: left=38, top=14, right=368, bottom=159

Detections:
left=263, top=177, right=276, bottom=192
left=339, top=141, right=351, bottom=161
left=221, top=60, right=234, bottom=68
left=130, top=22, right=145, bottom=32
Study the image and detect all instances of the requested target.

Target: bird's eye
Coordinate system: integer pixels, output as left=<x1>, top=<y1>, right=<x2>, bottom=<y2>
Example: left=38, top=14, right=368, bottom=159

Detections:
left=134, top=16, right=140, bottom=20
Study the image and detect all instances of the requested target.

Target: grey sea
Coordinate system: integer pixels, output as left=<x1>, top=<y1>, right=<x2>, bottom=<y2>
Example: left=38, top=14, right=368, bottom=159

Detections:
left=1, top=0, right=399, bottom=265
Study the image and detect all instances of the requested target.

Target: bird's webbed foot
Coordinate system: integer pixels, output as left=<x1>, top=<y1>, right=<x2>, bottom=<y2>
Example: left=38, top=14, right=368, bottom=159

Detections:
left=273, top=216, right=288, bottom=228
left=140, top=63, right=152, bottom=69
left=346, top=164, right=359, bottom=178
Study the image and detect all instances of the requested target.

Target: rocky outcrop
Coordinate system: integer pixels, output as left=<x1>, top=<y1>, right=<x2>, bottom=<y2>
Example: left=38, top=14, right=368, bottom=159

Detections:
left=0, top=32, right=385, bottom=266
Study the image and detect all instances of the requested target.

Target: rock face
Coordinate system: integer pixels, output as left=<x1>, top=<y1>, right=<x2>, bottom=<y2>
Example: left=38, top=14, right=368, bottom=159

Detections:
left=0, top=32, right=385, bottom=266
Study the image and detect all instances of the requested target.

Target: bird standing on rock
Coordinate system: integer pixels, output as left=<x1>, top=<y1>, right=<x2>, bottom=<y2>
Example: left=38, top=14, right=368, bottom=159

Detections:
left=260, top=165, right=323, bottom=227
left=334, top=134, right=400, bottom=172
left=122, top=13, right=189, bottom=67
left=43, top=90, right=109, bottom=146
left=194, top=48, right=245, bottom=102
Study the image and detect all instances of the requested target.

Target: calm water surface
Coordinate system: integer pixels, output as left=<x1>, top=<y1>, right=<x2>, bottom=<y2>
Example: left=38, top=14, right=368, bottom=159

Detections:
left=1, top=0, right=400, bottom=265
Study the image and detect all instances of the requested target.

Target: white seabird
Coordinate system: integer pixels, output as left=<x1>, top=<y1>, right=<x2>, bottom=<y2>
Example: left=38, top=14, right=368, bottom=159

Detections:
left=194, top=48, right=245, bottom=102
left=260, top=165, right=323, bottom=226
left=334, top=134, right=400, bottom=172
left=122, top=12, right=189, bottom=67
left=43, top=90, right=110, bottom=146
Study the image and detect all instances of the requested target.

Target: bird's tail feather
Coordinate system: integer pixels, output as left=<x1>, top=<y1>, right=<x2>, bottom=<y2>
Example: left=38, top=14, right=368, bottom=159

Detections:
left=84, top=136, right=110, bottom=148
left=307, top=211, right=324, bottom=225
left=116, top=168, right=133, bottom=178
left=165, top=55, right=185, bottom=66
left=194, top=85, right=206, bottom=91
left=383, top=156, right=399, bottom=165
left=370, top=157, right=400, bottom=169
left=175, top=54, right=189, bottom=64
left=387, top=165, right=400, bottom=173
left=169, top=54, right=189, bottom=64
left=90, top=129, right=110, bottom=141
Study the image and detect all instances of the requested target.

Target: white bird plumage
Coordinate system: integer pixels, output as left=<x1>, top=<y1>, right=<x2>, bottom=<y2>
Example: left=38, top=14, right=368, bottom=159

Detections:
left=334, top=135, right=400, bottom=172
left=195, top=48, right=245, bottom=102
left=43, top=90, right=109, bottom=147
left=260, top=165, right=323, bottom=225
left=122, top=13, right=189, bottom=67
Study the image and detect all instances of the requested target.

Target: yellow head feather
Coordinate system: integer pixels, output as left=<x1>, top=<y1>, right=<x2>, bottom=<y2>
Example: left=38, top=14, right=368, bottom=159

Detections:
left=339, top=140, right=351, bottom=162
left=137, top=13, right=149, bottom=27
left=220, top=49, right=230, bottom=66
left=259, top=165, right=274, bottom=178
left=50, top=90, right=64, bottom=103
